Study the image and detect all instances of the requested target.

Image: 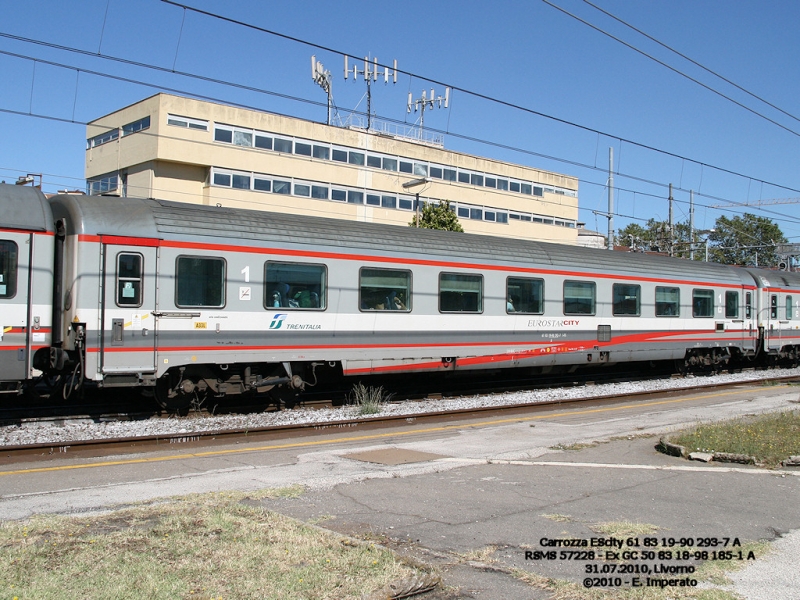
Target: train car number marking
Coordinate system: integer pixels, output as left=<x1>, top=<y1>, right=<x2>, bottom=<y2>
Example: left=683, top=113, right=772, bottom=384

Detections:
left=194, top=322, right=207, bottom=329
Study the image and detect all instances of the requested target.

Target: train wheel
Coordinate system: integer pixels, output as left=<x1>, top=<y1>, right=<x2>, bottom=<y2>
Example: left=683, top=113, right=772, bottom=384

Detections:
left=269, top=386, right=300, bottom=409
left=154, top=376, right=192, bottom=414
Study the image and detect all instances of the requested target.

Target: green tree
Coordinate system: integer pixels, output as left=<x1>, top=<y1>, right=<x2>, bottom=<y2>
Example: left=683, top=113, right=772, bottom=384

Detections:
left=409, top=200, right=464, bottom=232
left=708, top=213, right=787, bottom=267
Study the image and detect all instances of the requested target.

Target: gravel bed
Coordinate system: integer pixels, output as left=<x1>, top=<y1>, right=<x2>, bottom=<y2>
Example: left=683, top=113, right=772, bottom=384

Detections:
left=2, top=368, right=800, bottom=447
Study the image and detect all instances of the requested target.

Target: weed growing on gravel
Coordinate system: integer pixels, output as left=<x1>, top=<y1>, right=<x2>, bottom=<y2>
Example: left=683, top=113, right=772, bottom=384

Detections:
left=349, top=383, right=391, bottom=415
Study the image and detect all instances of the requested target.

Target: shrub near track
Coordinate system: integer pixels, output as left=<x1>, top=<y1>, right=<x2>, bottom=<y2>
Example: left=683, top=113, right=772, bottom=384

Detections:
left=0, top=487, right=422, bottom=600
left=667, top=410, right=800, bottom=468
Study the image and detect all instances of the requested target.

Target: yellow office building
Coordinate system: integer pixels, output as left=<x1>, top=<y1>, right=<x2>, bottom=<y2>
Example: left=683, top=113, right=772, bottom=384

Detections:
left=85, top=93, right=579, bottom=243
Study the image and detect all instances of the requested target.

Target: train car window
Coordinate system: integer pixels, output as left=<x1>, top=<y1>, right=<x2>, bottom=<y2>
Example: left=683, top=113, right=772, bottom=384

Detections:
left=506, top=277, right=543, bottom=314
left=692, top=289, right=714, bottom=318
left=612, top=283, right=641, bottom=316
left=725, top=291, right=739, bottom=318
left=265, top=262, right=326, bottom=310
left=439, top=273, right=482, bottom=313
left=563, top=281, right=595, bottom=315
left=745, top=292, right=752, bottom=319
left=0, top=240, right=18, bottom=299
left=770, top=295, right=778, bottom=319
left=359, top=268, right=411, bottom=312
left=655, top=287, right=679, bottom=317
left=176, top=256, right=225, bottom=308
left=116, top=253, right=143, bottom=307
left=787, top=296, right=794, bottom=320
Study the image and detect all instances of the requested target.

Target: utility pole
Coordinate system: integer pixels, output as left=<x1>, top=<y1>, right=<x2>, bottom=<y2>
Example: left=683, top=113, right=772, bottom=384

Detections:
left=668, top=183, right=674, bottom=257
left=607, top=147, right=614, bottom=251
left=689, top=190, right=695, bottom=260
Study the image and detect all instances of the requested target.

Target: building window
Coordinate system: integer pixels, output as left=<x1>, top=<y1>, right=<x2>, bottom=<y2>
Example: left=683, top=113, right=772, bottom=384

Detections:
left=121, top=116, right=150, bottom=137
left=787, top=296, right=794, bottom=320
left=176, top=256, right=225, bottom=308
left=295, top=142, right=312, bottom=156
left=265, top=262, right=325, bottom=309
left=87, top=128, right=119, bottom=149
left=693, top=289, right=714, bottom=318
left=312, top=145, right=329, bottom=159
left=87, top=173, right=119, bottom=195
left=0, top=240, right=18, bottom=299
left=360, top=268, right=411, bottom=311
left=168, top=114, right=208, bottom=130
left=232, top=174, right=251, bottom=189
left=366, top=194, right=380, bottom=206
left=347, top=190, right=363, bottom=204
left=399, top=161, right=413, bottom=174
left=273, top=180, right=291, bottom=195
left=655, top=286, right=679, bottom=317
left=274, top=138, right=292, bottom=153
left=381, top=195, right=396, bottom=209
left=440, top=273, right=482, bottom=313
left=213, top=172, right=231, bottom=187
left=116, top=253, right=143, bottom=307
left=294, top=183, right=311, bottom=197
left=564, top=281, right=595, bottom=315
left=311, top=185, right=329, bottom=199
left=234, top=130, right=252, bottom=147
left=612, top=283, right=640, bottom=316
left=382, top=157, right=397, bottom=171
left=255, top=133, right=272, bottom=149
left=367, top=155, right=382, bottom=168
left=332, top=149, right=348, bottom=162
left=214, top=128, right=233, bottom=143
left=507, top=277, right=543, bottom=314
left=331, top=189, right=346, bottom=202
left=254, top=178, right=271, bottom=192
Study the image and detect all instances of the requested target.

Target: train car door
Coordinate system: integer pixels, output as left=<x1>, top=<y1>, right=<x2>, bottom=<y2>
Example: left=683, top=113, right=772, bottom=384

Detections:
left=99, top=237, right=159, bottom=376
left=0, top=232, right=32, bottom=383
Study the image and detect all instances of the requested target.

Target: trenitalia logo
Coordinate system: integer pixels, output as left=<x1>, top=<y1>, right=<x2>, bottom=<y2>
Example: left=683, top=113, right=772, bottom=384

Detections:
left=269, top=314, right=287, bottom=329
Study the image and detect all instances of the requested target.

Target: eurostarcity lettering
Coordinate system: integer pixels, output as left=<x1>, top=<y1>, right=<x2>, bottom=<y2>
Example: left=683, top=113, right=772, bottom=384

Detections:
left=528, top=319, right=580, bottom=328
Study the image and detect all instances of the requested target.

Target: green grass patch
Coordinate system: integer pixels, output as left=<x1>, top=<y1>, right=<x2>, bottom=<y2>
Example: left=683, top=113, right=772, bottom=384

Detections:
left=0, top=488, right=423, bottom=600
left=667, top=410, right=800, bottom=468
left=349, top=383, right=391, bottom=415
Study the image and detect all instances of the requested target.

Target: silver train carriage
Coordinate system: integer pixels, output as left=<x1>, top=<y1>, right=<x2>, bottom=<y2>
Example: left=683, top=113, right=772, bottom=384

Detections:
left=2, top=184, right=800, bottom=407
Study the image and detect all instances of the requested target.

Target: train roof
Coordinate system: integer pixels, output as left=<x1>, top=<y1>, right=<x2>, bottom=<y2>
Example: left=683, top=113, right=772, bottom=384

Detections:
left=49, top=194, right=754, bottom=284
left=0, top=183, right=53, bottom=232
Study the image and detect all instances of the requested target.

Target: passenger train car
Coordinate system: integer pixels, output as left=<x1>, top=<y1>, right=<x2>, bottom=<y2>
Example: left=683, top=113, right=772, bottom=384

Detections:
left=2, top=183, right=800, bottom=408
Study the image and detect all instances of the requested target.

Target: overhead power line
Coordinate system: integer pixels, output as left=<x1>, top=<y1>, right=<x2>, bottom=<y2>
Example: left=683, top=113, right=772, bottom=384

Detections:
left=541, top=0, right=800, bottom=139
left=580, top=0, right=800, bottom=127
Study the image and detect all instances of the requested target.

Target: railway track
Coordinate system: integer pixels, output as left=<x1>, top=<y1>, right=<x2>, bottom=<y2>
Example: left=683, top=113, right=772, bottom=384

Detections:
left=2, top=368, right=799, bottom=462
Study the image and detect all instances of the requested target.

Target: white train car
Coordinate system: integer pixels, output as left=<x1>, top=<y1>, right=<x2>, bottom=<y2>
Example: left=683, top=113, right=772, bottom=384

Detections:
left=2, top=185, right=800, bottom=408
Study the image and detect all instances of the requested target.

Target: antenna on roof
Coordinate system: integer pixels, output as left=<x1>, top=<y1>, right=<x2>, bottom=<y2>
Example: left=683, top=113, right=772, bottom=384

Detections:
left=407, top=87, right=450, bottom=139
left=311, top=55, right=334, bottom=126
left=344, top=55, right=397, bottom=131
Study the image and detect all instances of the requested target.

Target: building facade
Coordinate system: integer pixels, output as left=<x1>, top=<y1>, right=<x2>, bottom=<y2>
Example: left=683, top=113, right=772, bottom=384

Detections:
left=85, top=94, right=579, bottom=243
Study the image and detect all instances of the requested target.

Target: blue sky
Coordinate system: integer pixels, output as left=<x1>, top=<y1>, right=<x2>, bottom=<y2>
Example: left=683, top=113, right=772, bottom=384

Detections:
left=2, top=0, right=800, bottom=243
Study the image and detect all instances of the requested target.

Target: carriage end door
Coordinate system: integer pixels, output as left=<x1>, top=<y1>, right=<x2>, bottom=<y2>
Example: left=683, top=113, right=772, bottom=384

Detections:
left=100, top=237, right=159, bottom=376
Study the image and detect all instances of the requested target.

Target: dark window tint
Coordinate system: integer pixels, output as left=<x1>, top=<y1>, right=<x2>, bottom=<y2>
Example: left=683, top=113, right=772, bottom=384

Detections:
left=313, top=145, right=329, bottom=159
left=439, top=273, right=482, bottom=313
left=214, top=128, right=232, bottom=143
left=273, top=180, right=291, bottom=195
left=295, top=142, right=312, bottom=156
left=399, top=161, right=413, bottom=173
left=116, top=253, right=143, bottom=307
left=311, top=185, right=329, bottom=199
left=0, top=240, right=18, bottom=299
left=429, top=166, right=443, bottom=179
left=443, top=169, right=456, bottom=181
left=331, top=189, right=346, bottom=202
left=485, top=177, right=496, bottom=188
left=507, top=277, right=543, bottom=314
left=612, top=283, right=641, bottom=316
left=521, top=183, right=532, bottom=195
left=725, top=291, right=739, bottom=318
left=255, top=135, right=272, bottom=150
left=265, top=262, right=326, bottom=310
left=381, top=195, right=396, bottom=209
left=398, top=198, right=413, bottom=210
left=693, top=289, right=714, bottom=317
left=655, top=286, right=679, bottom=317
left=382, top=157, right=398, bottom=171
left=564, top=281, right=595, bottom=315
left=232, top=174, right=250, bottom=189
left=348, top=152, right=365, bottom=166
left=471, top=174, right=483, bottom=186
left=458, top=171, right=470, bottom=184
left=274, top=138, right=292, bottom=153
left=360, top=268, right=411, bottom=312
left=366, top=194, right=380, bottom=206
left=347, top=191, right=363, bottom=204
left=213, top=172, right=231, bottom=186
left=367, top=155, right=382, bottom=168
left=254, top=178, right=271, bottom=192
left=176, top=256, right=225, bottom=307
left=294, top=184, right=310, bottom=197
left=332, top=149, right=348, bottom=162
left=510, top=181, right=520, bottom=193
